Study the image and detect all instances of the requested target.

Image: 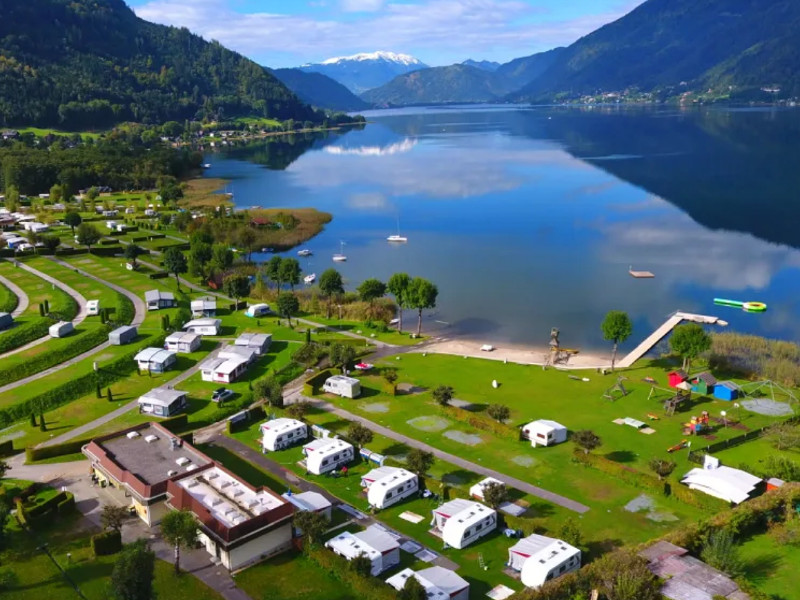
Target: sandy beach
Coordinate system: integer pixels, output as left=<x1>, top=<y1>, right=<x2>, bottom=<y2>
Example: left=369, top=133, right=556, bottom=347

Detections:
left=412, top=337, right=612, bottom=370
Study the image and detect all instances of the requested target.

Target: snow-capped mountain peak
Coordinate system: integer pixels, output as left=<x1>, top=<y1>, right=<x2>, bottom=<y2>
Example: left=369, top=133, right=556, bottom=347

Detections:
left=320, top=51, right=422, bottom=66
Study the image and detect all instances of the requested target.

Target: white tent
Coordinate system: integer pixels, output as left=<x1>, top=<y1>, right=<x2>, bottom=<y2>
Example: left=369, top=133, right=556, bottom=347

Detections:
left=681, top=455, right=761, bottom=504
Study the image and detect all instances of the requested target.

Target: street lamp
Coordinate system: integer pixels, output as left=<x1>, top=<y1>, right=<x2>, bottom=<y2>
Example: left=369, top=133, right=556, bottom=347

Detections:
left=721, top=410, right=727, bottom=428
left=733, top=402, right=741, bottom=423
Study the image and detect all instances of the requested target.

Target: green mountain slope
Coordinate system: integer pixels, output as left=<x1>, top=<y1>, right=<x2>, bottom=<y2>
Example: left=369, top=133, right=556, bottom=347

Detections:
left=270, top=68, right=370, bottom=112
left=515, top=0, right=800, bottom=100
left=0, top=0, right=320, bottom=128
left=495, top=48, right=565, bottom=85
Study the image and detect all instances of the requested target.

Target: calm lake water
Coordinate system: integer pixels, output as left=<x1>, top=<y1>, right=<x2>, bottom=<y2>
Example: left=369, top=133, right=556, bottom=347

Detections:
left=204, top=105, right=800, bottom=352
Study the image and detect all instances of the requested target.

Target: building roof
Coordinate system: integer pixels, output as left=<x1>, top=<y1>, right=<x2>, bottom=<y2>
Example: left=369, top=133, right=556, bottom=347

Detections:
left=183, top=318, right=222, bottom=330
left=219, top=345, right=257, bottom=362
left=326, top=525, right=399, bottom=561
left=386, top=567, right=468, bottom=599
left=260, top=418, right=305, bottom=437
left=165, top=331, right=201, bottom=345
left=692, top=372, right=718, bottom=385
left=282, top=491, right=331, bottom=513
left=434, top=499, right=495, bottom=529
left=524, top=419, right=566, bottom=431
left=326, top=374, right=360, bottom=386
left=135, top=347, right=176, bottom=364
left=235, top=333, right=271, bottom=347
left=110, top=325, right=136, bottom=336
left=669, top=370, right=689, bottom=379
left=145, top=290, right=174, bottom=302
left=139, top=387, right=187, bottom=407
left=303, top=437, right=353, bottom=458
left=190, top=298, right=217, bottom=309
left=200, top=355, right=249, bottom=376
left=717, top=380, right=741, bottom=391
left=681, top=462, right=761, bottom=505
left=511, top=534, right=580, bottom=566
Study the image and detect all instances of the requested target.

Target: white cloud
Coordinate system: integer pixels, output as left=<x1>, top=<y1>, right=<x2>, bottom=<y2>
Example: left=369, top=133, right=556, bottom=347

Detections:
left=133, top=0, right=641, bottom=67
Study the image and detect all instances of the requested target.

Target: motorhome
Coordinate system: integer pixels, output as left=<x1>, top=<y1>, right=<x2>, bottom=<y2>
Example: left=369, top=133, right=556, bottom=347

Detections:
left=322, top=375, right=361, bottom=399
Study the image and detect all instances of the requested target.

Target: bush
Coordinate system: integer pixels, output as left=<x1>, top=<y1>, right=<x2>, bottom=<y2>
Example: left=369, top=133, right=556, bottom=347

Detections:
left=303, top=369, right=332, bottom=395
left=0, top=282, right=18, bottom=314
left=91, top=529, right=122, bottom=556
left=17, top=491, right=75, bottom=526
left=0, top=317, right=53, bottom=354
left=148, top=272, right=170, bottom=280
left=113, top=292, right=136, bottom=326
left=0, top=440, right=13, bottom=457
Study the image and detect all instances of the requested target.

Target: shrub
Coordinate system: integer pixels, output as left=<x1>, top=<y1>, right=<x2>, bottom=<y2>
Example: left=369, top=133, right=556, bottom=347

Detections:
left=91, top=529, right=122, bottom=556
left=0, top=317, right=53, bottom=354
left=305, top=546, right=394, bottom=600
left=0, top=440, right=13, bottom=457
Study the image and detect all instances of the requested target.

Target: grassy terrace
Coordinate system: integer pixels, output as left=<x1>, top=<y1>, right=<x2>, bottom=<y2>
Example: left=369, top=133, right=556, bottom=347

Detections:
left=0, top=279, right=18, bottom=313
left=0, top=260, right=75, bottom=324
left=225, top=401, right=707, bottom=597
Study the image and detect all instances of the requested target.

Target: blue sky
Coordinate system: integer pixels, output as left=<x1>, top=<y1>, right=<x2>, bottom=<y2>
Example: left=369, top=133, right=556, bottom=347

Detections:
left=128, top=0, right=644, bottom=68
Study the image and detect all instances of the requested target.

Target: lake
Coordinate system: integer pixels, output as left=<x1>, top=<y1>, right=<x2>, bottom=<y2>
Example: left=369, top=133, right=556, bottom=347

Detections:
left=204, top=105, right=800, bottom=353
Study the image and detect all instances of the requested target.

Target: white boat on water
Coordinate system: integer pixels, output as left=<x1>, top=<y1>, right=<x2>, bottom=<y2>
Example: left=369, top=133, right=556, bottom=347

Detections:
left=297, top=249, right=313, bottom=257
left=332, top=241, right=347, bottom=262
left=387, top=217, right=408, bottom=242
left=304, top=273, right=316, bottom=284
left=202, top=163, right=211, bottom=169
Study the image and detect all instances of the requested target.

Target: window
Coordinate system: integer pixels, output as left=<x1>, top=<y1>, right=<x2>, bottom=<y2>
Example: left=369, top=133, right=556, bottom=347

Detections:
left=476, top=523, right=483, bottom=531
left=536, top=433, right=546, bottom=439
left=322, top=459, right=329, bottom=466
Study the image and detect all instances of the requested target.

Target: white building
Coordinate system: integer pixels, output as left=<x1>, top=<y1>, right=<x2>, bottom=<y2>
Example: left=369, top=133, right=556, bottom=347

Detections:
left=522, top=419, right=568, bottom=447
left=302, top=438, right=354, bottom=475
left=361, top=466, right=419, bottom=509
left=431, top=499, right=497, bottom=549
left=145, top=290, right=175, bottom=310
left=386, top=567, right=470, bottom=600
left=469, top=477, right=505, bottom=502
left=508, top=534, right=581, bottom=589
left=325, top=525, right=400, bottom=576
left=235, top=333, right=272, bottom=355
left=281, top=491, right=332, bottom=521
left=260, top=418, right=307, bottom=452
left=164, top=331, right=202, bottom=353
left=134, top=347, right=177, bottom=373
left=245, top=303, right=270, bottom=317
left=138, top=388, right=188, bottom=417
left=681, top=455, right=762, bottom=504
left=49, top=321, right=74, bottom=338
left=190, top=297, right=217, bottom=317
left=183, top=318, right=221, bottom=336
left=323, top=375, right=361, bottom=399
left=199, top=355, right=249, bottom=384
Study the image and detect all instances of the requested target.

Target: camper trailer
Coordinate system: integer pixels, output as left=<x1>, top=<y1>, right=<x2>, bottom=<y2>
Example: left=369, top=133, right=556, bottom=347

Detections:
left=86, top=300, right=100, bottom=316
left=199, top=355, right=249, bottom=384
left=508, top=534, right=581, bottom=589
left=521, top=419, right=567, bottom=447
left=323, top=375, right=361, bottom=399
left=108, top=325, right=137, bottom=345
left=134, top=348, right=177, bottom=373
left=183, top=318, right=221, bottom=336
left=325, top=525, right=400, bottom=576
left=260, top=418, right=308, bottom=452
left=431, top=499, right=497, bottom=549
left=190, top=297, right=217, bottom=317
left=234, top=333, right=271, bottom=355
left=245, top=303, right=270, bottom=318
left=49, top=321, right=74, bottom=338
left=302, top=438, right=354, bottom=475
left=137, top=388, right=188, bottom=417
left=165, top=331, right=202, bottom=353
left=361, top=466, right=419, bottom=509
left=145, top=290, right=176, bottom=310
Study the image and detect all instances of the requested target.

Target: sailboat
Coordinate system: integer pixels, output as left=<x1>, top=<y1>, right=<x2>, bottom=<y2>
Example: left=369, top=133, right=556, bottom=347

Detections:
left=304, top=273, right=316, bottom=284
left=387, top=217, right=408, bottom=242
left=332, top=241, right=347, bottom=262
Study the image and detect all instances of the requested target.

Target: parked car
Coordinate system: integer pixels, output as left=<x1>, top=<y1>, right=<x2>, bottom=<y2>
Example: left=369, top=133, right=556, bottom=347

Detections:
left=211, top=388, right=234, bottom=403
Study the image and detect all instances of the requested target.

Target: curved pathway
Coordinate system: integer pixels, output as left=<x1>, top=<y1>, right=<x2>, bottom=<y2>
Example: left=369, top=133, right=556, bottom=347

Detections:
left=0, top=260, right=147, bottom=394
left=0, top=273, right=29, bottom=317
left=0, top=260, right=90, bottom=359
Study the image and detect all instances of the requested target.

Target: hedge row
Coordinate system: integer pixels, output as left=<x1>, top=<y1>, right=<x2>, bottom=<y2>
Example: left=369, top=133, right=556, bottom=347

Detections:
left=0, top=325, right=111, bottom=386
left=151, top=241, right=190, bottom=252
left=572, top=452, right=727, bottom=511
left=26, top=436, right=94, bottom=462
left=0, top=281, right=19, bottom=313
left=0, top=317, right=53, bottom=354
left=16, top=490, right=76, bottom=527
left=303, top=369, right=332, bottom=395
left=439, top=404, right=520, bottom=442
left=148, top=272, right=169, bottom=280
left=0, top=332, right=167, bottom=427
left=306, top=545, right=395, bottom=600
left=0, top=439, right=14, bottom=457
left=113, top=291, right=135, bottom=326
left=91, top=529, right=122, bottom=556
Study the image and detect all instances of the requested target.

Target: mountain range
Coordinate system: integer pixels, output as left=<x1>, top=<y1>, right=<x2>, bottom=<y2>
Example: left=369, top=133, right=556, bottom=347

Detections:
left=0, top=0, right=322, bottom=129
left=268, top=68, right=370, bottom=112
left=299, top=51, right=427, bottom=95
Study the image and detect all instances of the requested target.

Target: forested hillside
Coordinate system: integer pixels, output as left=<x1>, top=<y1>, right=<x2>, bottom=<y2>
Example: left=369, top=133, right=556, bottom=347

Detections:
left=0, top=0, right=320, bottom=129
left=270, top=68, right=370, bottom=112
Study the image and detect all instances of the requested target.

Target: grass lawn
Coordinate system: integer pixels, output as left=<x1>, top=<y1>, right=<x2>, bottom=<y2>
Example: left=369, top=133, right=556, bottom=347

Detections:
left=0, top=259, right=75, bottom=323
left=301, top=315, right=423, bottom=347
left=16, top=126, right=103, bottom=140
left=711, top=436, right=800, bottom=472
left=0, top=279, right=18, bottom=313
left=739, top=531, right=800, bottom=597
left=234, top=550, right=355, bottom=600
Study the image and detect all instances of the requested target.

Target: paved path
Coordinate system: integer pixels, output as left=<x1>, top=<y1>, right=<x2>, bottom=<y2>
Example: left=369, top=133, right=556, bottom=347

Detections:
left=286, top=390, right=590, bottom=514
left=0, top=260, right=150, bottom=394
left=38, top=345, right=223, bottom=447
left=0, top=273, right=29, bottom=317
left=0, top=259, right=90, bottom=358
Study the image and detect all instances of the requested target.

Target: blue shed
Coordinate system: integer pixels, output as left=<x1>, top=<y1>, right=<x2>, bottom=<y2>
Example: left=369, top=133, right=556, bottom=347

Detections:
left=714, top=381, right=741, bottom=401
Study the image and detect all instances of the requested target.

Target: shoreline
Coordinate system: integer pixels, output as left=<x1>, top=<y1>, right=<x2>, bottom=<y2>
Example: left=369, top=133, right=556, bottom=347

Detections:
left=413, top=336, right=612, bottom=370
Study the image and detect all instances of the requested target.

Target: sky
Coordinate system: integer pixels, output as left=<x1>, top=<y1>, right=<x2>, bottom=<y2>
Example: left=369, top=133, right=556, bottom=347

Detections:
left=128, top=0, right=645, bottom=68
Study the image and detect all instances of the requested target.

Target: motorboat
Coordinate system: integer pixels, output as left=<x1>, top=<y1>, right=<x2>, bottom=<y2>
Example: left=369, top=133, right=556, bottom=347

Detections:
left=387, top=235, right=408, bottom=242
left=304, top=273, right=316, bottom=284
left=297, top=249, right=312, bottom=257
left=332, top=241, right=347, bottom=262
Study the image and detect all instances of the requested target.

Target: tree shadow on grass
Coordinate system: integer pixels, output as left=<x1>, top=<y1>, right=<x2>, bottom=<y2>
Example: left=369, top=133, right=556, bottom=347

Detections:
left=382, top=442, right=411, bottom=456
left=441, top=469, right=476, bottom=486
left=604, top=450, right=638, bottom=463
left=316, top=418, right=352, bottom=433
left=584, top=538, right=625, bottom=561
left=743, top=552, right=783, bottom=585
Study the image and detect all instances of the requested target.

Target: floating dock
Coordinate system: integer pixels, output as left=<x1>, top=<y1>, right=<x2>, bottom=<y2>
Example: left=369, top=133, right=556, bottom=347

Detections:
left=629, top=269, right=655, bottom=278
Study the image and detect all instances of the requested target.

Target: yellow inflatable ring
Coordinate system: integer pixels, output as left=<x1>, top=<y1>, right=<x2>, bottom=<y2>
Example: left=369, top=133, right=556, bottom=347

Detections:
left=742, top=302, right=767, bottom=313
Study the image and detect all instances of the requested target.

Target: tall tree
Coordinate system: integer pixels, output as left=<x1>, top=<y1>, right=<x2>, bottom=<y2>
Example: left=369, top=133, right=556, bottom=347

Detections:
left=110, top=539, right=155, bottom=600
left=41, top=235, right=60, bottom=254
left=276, top=292, right=300, bottom=326
left=397, top=574, right=427, bottom=600
left=237, top=227, right=257, bottom=262
left=294, top=510, right=328, bottom=547
left=266, top=256, right=283, bottom=290
left=64, top=210, right=82, bottom=234
left=408, top=277, right=438, bottom=336
left=481, top=481, right=508, bottom=509
left=124, top=244, right=144, bottom=268
left=669, top=323, right=712, bottom=372
left=648, top=459, right=677, bottom=481
left=286, top=400, right=311, bottom=420
left=188, top=241, right=213, bottom=278
left=279, top=258, right=302, bottom=292
left=330, top=343, right=356, bottom=374
left=76, top=223, right=101, bottom=252
left=319, top=269, right=344, bottom=318
left=223, top=274, right=251, bottom=302
left=432, top=385, right=454, bottom=406
left=487, top=404, right=510, bottom=423
left=387, top=272, right=410, bottom=331
left=350, top=553, right=373, bottom=578
left=405, top=449, right=434, bottom=477
left=210, top=243, right=234, bottom=273
left=160, top=510, right=197, bottom=574
left=700, top=530, right=743, bottom=577
left=163, top=247, right=187, bottom=291
left=253, top=376, right=283, bottom=408
left=49, top=183, right=63, bottom=204
left=357, top=278, right=386, bottom=318
left=601, top=310, right=633, bottom=372
left=101, top=505, right=129, bottom=532
left=573, top=430, right=602, bottom=455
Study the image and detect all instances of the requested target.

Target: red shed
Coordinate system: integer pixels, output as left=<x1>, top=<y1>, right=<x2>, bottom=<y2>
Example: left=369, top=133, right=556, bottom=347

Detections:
left=668, top=370, right=688, bottom=388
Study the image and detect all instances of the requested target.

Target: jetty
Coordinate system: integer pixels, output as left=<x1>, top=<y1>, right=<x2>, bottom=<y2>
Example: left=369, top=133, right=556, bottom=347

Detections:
left=617, top=311, right=727, bottom=368
left=629, top=266, right=654, bottom=278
